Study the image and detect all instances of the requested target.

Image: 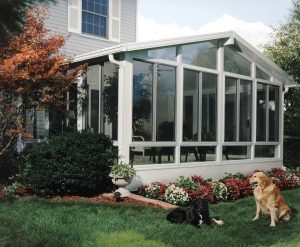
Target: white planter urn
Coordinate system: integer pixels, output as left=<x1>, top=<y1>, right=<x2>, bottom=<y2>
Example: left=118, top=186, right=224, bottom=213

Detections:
left=111, top=177, right=132, bottom=197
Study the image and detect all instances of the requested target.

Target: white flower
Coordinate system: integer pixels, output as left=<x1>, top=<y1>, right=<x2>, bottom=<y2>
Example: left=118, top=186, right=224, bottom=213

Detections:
left=164, top=184, right=189, bottom=206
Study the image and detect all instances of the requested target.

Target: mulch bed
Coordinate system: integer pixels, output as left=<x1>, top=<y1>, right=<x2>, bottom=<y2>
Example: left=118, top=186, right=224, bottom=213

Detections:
left=0, top=185, right=4, bottom=199
left=0, top=185, right=175, bottom=209
left=51, top=193, right=176, bottom=209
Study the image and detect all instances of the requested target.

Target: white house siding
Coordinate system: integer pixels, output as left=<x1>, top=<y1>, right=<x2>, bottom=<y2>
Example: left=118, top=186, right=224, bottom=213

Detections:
left=45, top=0, right=137, bottom=56
left=121, top=0, right=137, bottom=43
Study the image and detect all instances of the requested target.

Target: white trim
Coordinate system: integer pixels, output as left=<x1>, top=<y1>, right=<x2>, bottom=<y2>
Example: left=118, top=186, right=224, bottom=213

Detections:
left=224, top=71, right=252, bottom=81
left=180, top=142, right=218, bottom=147
left=68, top=0, right=81, bottom=34
left=109, top=0, right=121, bottom=42
left=175, top=46, right=183, bottom=164
left=217, top=46, right=224, bottom=163
left=251, top=63, right=257, bottom=159
left=73, top=30, right=296, bottom=86
left=130, top=142, right=177, bottom=147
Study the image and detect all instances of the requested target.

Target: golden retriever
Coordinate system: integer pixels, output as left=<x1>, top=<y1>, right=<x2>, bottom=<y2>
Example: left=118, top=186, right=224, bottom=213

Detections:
left=249, top=172, right=291, bottom=227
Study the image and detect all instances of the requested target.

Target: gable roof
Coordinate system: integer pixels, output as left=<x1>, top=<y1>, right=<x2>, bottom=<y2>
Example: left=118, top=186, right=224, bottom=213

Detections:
left=73, top=30, right=297, bottom=86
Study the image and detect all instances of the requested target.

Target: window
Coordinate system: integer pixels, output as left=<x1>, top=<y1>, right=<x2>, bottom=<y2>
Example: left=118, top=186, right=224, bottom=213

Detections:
left=183, top=70, right=217, bottom=142
left=147, top=47, right=177, bottom=61
left=222, top=146, right=251, bottom=160
left=256, top=66, right=270, bottom=81
left=224, top=46, right=251, bottom=76
left=182, top=41, right=218, bottom=69
left=130, top=146, right=175, bottom=165
left=102, top=62, right=119, bottom=140
left=87, top=65, right=101, bottom=133
left=225, top=77, right=252, bottom=142
left=256, top=83, right=279, bottom=142
left=86, top=63, right=118, bottom=140
left=132, top=60, right=176, bottom=142
left=82, top=0, right=108, bottom=37
left=255, top=145, right=275, bottom=158
left=180, top=146, right=216, bottom=163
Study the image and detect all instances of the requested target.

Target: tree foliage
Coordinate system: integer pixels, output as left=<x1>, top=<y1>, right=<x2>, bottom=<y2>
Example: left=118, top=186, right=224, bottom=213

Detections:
left=0, top=7, right=85, bottom=157
left=264, top=0, right=300, bottom=136
left=0, top=0, right=53, bottom=46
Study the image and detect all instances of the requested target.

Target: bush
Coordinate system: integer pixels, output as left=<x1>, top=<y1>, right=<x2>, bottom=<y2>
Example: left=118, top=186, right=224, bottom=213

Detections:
left=0, top=146, right=23, bottom=184
left=18, top=131, right=117, bottom=196
left=284, top=138, right=300, bottom=169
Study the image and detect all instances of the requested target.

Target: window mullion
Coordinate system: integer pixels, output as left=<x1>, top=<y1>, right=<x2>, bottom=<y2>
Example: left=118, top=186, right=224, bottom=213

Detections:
left=266, top=84, right=269, bottom=141
left=236, top=79, right=240, bottom=142
left=198, top=72, right=202, bottom=142
left=153, top=64, right=158, bottom=141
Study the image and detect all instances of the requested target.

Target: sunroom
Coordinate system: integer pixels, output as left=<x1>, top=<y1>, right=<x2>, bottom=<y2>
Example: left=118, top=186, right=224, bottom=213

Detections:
left=73, top=31, right=296, bottom=189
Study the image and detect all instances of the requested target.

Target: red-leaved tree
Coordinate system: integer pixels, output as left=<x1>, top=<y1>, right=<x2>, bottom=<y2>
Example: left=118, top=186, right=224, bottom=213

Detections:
left=0, top=7, right=85, bottom=157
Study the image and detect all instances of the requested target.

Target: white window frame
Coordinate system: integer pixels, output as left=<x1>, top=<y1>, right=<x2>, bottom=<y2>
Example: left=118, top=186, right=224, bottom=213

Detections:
left=68, top=0, right=121, bottom=42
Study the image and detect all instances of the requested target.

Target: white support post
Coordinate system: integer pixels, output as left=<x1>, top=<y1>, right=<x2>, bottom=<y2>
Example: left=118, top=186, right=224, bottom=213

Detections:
left=117, top=54, right=131, bottom=163
left=279, top=83, right=284, bottom=160
left=175, top=46, right=183, bottom=164
left=251, top=63, right=256, bottom=160
left=217, top=46, right=224, bottom=162
left=98, top=65, right=102, bottom=134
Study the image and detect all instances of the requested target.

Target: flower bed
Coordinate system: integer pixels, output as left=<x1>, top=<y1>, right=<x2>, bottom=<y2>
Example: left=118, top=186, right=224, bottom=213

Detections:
left=138, top=168, right=300, bottom=205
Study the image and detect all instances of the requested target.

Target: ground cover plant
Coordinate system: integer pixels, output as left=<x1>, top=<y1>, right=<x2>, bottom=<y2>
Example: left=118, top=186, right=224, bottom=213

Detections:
left=0, top=189, right=299, bottom=247
left=139, top=168, right=300, bottom=205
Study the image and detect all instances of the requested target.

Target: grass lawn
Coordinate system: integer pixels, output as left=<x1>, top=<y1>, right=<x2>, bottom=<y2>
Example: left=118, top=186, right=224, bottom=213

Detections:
left=0, top=189, right=300, bottom=247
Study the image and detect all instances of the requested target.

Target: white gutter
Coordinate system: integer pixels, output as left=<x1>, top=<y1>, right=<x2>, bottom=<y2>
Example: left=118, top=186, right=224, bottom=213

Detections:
left=283, top=84, right=300, bottom=94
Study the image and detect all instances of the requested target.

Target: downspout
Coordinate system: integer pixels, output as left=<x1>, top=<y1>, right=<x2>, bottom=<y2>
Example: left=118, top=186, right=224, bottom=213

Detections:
left=109, top=54, right=121, bottom=67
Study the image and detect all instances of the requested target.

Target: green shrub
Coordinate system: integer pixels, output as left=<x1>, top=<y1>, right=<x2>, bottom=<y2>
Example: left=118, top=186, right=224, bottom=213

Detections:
left=175, top=176, right=198, bottom=190
left=284, top=137, right=300, bottom=169
left=18, top=132, right=117, bottom=196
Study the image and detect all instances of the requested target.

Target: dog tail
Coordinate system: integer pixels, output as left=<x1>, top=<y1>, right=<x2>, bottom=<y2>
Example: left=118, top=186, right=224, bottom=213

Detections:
left=290, top=207, right=298, bottom=215
left=211, top=218, right=224, bottom=225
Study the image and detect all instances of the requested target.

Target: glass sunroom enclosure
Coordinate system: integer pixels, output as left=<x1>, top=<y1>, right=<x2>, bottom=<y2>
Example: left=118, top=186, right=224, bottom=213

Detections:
left=74, top=31, right=296, bottom=188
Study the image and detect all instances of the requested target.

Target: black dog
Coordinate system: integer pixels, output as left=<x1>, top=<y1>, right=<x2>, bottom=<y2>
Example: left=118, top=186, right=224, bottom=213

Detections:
left=166, top=199, right=224, bottom=227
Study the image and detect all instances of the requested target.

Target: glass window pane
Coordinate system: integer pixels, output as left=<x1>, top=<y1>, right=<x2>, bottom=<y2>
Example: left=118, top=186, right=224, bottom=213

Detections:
left=257, top=83, right=267, bottom=141
left=202, top=73, right=217, bottom=141
left=87, top=65, right=100, bottom=133
left=156, top=65, right=176, bottom=141
left=183, top=70, right=199, bottom=141
left=91, top=89, right=99, bottom=133
left=180, top=146, right=216, bottom=163
left=255, top=145, right=275, bottom=158
left=102, top=62, right=118, bottom=140
left=130, top=146, right=175, bottom=165
left=269, top=85, right=279, bottom=141
left=225, top=77, right=237, bottom=141
left=147, top=47, right=177, bottom=61
left=256, top=66, right=270, bottom=81
left=82, top=0, right=107, bottom=37
left=182, top=41, right=218, bottom=69
left=222, top=146, right=250, bottom=160
left=132, top=60, right=153, bottom=141
left=224, top=46, right=251, bottom=76
left=239, top=80, right=252, bottom=141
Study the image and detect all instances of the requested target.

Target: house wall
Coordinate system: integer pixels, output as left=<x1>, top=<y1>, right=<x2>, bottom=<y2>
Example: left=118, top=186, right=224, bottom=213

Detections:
left=45, top=0, right=137, bottom=56
left=129, top=160, right=282, bottom=190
